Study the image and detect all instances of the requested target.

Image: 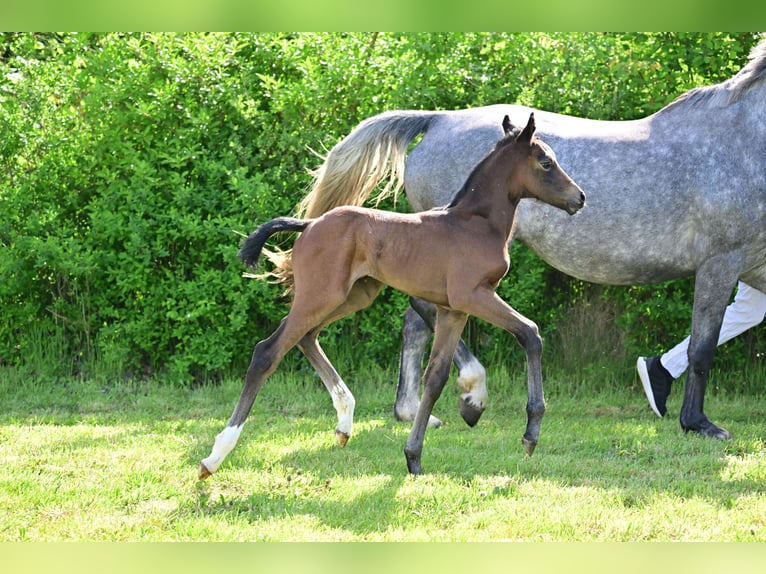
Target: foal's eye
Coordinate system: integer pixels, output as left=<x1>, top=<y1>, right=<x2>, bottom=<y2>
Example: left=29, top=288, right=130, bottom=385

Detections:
left=539, top=157, right=553, bottom=170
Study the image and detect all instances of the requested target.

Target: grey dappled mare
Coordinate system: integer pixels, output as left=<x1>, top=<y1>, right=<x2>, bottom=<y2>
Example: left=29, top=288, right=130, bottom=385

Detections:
left=299, top=38, right=766, bottom=440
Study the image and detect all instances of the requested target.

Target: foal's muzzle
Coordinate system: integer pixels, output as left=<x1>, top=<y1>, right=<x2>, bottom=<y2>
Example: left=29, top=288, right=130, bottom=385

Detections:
left=565, top=187, right=586, bottom=215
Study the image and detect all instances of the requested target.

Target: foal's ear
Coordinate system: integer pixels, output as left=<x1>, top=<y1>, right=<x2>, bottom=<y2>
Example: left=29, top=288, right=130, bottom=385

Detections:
left=517, top=112, right=536, bottom=143
left=502, top=115, right=514, bottom=136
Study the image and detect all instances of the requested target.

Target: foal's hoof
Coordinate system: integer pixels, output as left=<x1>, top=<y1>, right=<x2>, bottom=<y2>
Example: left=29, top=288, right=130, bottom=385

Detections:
left=459, top=396, right=485, bottom=427
left=335, top=429, right=350, bottom=447
left=521, top=437, right=537, bottom=457
left=198, top=462, right=212, bottom=480
left=682, top=419, right=732, bottom=440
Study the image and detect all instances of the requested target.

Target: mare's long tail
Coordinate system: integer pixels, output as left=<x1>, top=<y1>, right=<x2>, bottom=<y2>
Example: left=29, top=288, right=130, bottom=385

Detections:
left=239, top=217, right=309, bottom=293
left=297, top=110, right=438, bottom=218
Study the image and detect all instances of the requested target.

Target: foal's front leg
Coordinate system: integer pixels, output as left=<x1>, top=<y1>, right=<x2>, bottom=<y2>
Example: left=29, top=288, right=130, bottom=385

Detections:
left=458, top=290, right=545, bottom=456
left=404, top=297, right=489, bottom=427
left=395, top=306, right=450, bottom=428
left=404, top=307, right=468, bottom=474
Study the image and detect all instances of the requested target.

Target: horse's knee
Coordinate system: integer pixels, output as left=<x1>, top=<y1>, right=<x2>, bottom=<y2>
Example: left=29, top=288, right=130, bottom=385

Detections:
left=403, top=307, right=432, bottom=346
left=248, top=342, right=278, bottom=379
left=423, top=356, right=452, bottom=392
left=428, top=362, right=452, bottom=388
left=688, top=340, right=717, bottom=375
left=516, top=323, right=542, bottom=356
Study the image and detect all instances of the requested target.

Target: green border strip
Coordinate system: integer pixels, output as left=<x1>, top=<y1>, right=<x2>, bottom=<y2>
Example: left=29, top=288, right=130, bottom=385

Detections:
left=1, top=0, right=764, bottom=31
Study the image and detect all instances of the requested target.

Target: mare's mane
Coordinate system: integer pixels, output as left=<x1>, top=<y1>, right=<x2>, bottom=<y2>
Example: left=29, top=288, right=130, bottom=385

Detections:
left=663, top=38, right=766, bottom=111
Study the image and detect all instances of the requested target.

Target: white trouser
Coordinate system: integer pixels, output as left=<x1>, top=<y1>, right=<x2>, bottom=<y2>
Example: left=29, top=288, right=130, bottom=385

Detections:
left=661, top=281, right=766, bottom=379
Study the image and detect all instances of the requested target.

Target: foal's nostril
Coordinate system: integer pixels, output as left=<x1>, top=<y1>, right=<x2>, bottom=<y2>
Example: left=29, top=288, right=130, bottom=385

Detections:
left=579, top=191, right=586, bottom=204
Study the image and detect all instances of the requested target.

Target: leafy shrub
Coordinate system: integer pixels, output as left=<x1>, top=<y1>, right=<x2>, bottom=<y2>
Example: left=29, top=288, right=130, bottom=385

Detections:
left=1, top=32, right=762, bottom=382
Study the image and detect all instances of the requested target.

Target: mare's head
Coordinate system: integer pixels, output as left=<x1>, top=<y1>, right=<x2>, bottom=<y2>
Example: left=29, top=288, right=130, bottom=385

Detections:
left=500, top=113, right=585, bottom=215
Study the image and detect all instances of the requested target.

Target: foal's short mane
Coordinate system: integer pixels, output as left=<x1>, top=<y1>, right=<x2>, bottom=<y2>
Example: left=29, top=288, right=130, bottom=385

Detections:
left=444, top=126, right=524, bottom=210
left=664, top=37, right=766, bottom=110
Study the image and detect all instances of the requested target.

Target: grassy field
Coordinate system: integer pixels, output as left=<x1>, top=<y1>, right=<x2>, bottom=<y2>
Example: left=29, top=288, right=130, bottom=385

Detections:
left=1, top=364, right=765, bottom=542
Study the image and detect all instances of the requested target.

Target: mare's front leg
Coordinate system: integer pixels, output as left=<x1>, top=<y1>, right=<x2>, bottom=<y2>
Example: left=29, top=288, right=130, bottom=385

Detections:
left=680, top=262, right=740, bottom=439
left=405, top=297, right=489, bottom=427
left=404, top=307, right=468, bottom=474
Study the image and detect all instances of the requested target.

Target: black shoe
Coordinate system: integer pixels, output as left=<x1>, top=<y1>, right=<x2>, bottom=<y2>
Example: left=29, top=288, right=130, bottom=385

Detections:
left=637, top=356, right=673, bottom=418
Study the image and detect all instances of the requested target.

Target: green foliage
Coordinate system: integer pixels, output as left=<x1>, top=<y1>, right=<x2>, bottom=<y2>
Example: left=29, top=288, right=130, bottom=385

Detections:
left=1, top=32, right=762, bottom=382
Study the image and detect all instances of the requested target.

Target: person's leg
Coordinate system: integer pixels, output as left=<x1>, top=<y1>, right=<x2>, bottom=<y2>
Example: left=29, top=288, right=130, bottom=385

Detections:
left=638, top=281, right=766, bottom=417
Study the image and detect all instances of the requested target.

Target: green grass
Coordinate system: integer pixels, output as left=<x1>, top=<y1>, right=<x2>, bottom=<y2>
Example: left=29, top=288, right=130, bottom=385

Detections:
left=1, top=365, right=765, bottom=541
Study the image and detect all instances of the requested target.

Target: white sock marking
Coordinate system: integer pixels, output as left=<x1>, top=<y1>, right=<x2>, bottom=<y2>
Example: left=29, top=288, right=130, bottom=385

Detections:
left=331, top=386, right=355, bottom=437
left=457, top=359, right=488, bottom=408
left=201, top=424, right=243, bottom=474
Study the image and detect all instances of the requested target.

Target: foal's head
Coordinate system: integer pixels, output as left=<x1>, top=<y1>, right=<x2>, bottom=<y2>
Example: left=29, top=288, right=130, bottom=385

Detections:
left=499, top=113, right=585, bottom=215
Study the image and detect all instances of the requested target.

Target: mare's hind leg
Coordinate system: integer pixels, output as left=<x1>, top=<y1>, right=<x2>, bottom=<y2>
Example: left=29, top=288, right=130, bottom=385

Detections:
left=298, top=277, right=384, bottom=447
left=395, top=307, right=448, bottom=428
left=404, top=307, right=468, bottom=474
left=403, top=298, right=488, bottom=427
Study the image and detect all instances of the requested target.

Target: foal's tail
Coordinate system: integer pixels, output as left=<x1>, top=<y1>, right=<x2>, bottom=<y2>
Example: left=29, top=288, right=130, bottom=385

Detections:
left=239, top=217, right=309, bottom=293
left=297, top=110, right=439, bottom=218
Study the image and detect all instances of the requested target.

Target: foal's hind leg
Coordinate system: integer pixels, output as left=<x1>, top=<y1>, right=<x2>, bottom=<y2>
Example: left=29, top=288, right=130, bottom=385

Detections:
left=298, top=337, right=355, bottom=447
left=199, top=294, right=346, bottom=479
left=404, top=307, right=468, bottom=474
left=298, top=277, right=384, bottom=447
left=199, top=319, right=296, bottom=479
left=411, top=297, right=489, bottom=426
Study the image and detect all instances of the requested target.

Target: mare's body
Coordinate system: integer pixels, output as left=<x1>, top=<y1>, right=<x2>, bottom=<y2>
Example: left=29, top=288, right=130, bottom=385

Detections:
left=297, top=39, right=766, bottom=439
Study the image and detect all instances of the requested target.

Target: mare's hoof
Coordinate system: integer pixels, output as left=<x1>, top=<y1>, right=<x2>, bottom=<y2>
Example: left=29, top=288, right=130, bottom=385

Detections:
left=406, top=459, right=422, bottom=475
left=428, top=415, right=443, bottom=428
left=459, top=396, right=484, bottom=427
left=682, top=419, right=732, bottom=440
left=335, top=429, right=350, bottom=447
left=198, top=462, right=212, bottom=480
left=394, top=409, right=443, bottom=428
left=521, top=437, right=537, bottom=457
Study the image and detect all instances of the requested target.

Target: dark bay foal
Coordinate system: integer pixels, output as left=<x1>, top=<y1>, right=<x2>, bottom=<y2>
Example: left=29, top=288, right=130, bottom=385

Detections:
left=199, top=113, right=585, bottom=478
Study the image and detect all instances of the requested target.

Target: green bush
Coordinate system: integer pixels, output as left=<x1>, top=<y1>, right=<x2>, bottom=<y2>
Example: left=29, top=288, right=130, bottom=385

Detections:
left=1, top=32, right=762, bottom=382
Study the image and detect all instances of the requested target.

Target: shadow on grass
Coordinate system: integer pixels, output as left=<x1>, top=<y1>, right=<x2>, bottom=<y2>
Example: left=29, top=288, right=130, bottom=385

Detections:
left=184, top=395, right=766, bottom=538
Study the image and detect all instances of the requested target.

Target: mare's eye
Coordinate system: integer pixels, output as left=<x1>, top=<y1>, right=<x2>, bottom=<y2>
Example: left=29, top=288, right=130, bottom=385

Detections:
left=539, top=157, right=553, bottom=170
